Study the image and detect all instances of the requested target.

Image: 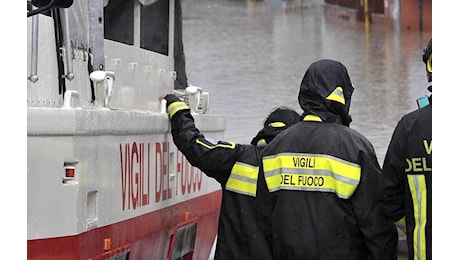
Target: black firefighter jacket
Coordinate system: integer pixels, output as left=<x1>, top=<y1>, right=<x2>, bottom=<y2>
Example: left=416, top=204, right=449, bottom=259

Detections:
left=255, top=59, right=398, bottom=260
left=380, top=99, right=432, bottom=260
left=165, top=94, right=272, bottom=260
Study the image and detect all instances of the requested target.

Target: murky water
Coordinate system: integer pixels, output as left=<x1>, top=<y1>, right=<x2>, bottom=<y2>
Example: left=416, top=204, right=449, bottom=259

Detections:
left=181, top=0, right=432, bottom=164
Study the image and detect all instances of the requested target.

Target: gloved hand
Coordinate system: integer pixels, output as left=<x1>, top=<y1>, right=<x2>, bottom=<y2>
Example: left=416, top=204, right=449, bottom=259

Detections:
left=163, top=94, right=191, bottom=119
left=163, top=94, right=181, bottom=107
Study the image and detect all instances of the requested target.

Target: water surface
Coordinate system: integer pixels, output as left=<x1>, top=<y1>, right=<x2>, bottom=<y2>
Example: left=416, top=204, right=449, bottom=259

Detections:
left=181, top=0, right=431, bottom=164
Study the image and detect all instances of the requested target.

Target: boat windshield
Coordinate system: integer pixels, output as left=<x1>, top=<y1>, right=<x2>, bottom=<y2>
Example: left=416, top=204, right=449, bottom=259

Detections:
left=104, top=0, right=170, bottom=55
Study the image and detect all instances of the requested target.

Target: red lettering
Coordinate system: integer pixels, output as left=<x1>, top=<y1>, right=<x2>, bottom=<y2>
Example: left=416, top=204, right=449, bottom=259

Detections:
left=175, top=149, right=203, bottom=195
left=181, top=154, right=189, bottom=195
left=175, top=151, right=181, bottom=196
left=119, top=142, right=151, bottom=211
left=197, top=167, right=203, bottom=190
left=155, top=142, right=163, bottom=202
left=142, top=143, right=150, bottom=206
left=155, top=142, right=172, bottom=202
left=131, top=142, right=139, bottom=209
left=120, top=143, right=129, bottom=210
left=162, top=142, right=172, bottom=200
left=187, top=166, right=193, bottom=193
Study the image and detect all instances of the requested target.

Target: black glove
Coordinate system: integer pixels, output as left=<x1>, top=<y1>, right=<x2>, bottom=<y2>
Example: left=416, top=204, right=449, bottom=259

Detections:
left=164, top=94, right=181, bottom=107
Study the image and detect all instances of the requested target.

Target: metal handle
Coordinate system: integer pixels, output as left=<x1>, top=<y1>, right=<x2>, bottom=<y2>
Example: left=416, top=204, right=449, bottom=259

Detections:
left=61, top=8, right=74, bottom=81
left=28, top=6, right=39, bottom=83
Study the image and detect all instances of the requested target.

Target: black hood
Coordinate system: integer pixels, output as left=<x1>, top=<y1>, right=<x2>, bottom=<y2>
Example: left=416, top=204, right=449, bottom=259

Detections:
left=251, top=106, right=301, bottom=146
left=298, top=59, right=354, bottom=126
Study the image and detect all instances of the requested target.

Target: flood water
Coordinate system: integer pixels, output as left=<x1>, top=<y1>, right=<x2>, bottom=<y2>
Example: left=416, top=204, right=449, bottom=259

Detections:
left=181, top=0, right=432, bottom=165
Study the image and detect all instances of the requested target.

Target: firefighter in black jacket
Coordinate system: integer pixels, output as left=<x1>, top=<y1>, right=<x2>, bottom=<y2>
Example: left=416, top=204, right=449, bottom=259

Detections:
left=164, top=93, right=300, bottom=260
left=255, top=59, right=398, bottom=259
left=379, top=38, right=432, bottom=260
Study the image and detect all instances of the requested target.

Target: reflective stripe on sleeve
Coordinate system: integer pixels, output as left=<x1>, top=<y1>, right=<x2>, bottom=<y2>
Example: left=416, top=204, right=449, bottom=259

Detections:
left=167, top=101, right=189, bottom=119
left=225, top=162, right=259, bottom=196
left=407, top=174, right=427, bottom=260
left=395, top=216, right=407, bottom=234
left=263, top=153, right=361, bottom=199
left=196, top=139, right=236, bottom=149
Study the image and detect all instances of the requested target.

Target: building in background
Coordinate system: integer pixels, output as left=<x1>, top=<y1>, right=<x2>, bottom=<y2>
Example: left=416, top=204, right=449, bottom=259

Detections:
left=323, top=0, right=431, bottom=31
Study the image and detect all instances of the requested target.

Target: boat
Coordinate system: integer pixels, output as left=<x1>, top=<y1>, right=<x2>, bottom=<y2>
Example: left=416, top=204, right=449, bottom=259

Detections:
left=27, top=0, right=225, bottom=259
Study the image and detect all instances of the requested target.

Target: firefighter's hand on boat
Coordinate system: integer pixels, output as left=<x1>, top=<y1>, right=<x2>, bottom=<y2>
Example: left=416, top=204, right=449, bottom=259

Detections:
left=163, top=94, right=189, bottom=117
left=164, top=94, right=182, bottom=106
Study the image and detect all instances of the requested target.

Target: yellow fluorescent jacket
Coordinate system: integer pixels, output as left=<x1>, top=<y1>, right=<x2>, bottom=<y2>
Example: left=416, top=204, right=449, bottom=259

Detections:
left=226, top=162, right=259, bottom=197
left=407, top=174, right=428, bottom=260
left=263, top=153, right=361, bottom=199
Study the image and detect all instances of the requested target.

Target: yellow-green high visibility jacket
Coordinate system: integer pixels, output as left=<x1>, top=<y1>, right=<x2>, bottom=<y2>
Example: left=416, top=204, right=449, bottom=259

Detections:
left=380, top=100, right=432, bottom=260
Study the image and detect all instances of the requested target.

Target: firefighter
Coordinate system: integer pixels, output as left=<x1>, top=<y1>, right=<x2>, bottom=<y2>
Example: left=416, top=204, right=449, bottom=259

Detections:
left=164, top=93, right=300, bottom=260
left=255, top=59, right=398, bottom=259
left=379, top=38, right=432, bottom=260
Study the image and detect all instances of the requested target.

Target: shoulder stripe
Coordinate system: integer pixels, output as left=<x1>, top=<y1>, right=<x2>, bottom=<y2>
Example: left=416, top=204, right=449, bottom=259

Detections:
left=326, top=86, right=345, bottom=104
left=303, top=114, right=322, bottom=122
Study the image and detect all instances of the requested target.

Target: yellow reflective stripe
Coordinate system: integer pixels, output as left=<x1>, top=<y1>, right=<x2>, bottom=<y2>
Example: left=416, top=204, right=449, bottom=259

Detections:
left=263, top=153, right=361, bottom=199
left=407, top=174, right=427, bottom=260
left=266, top=173, right=357, bottom=198
left=326, top=86, right=345, bottom=104
left=395, top=216, right=407, bottom=234
left=196, top=139, right=236, bottom=149
left=225, top=162, right=259, bottom=196
left=303, top=114, right=322, bottom=122
left=167, top=101, right=189, bottom=119
left=426, top=54, right=432, bottom=72
left=268, top=122, right=286, bottom=128
left=264, top=154, right=361, bottom=180
left=256, top=139, right=267, bottom=146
